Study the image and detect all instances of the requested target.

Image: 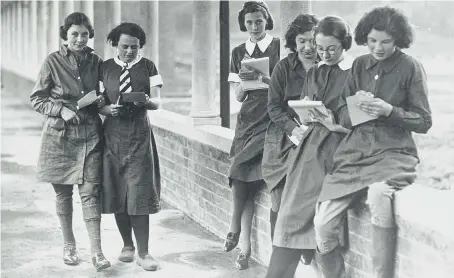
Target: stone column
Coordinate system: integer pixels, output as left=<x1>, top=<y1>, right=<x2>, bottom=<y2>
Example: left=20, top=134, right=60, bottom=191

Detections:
left=147, top=0, right=159, bottom=65
left=102, top=0, right=122, bottom=60
left=38, top=1, right=49, bottom=63
left=16, top=2, right=22, bottom=69
left=49, top=0, right=60, bottom=52
left=189, top=1, right=221, bottom=126
left=93, top=0, right=109, bottom=58
left=30, top=0, right=38, bottom=68
left=22, top=1, right=30, bottom=75
left=280, top=1, right=312, bottom=59
left=158, top=1, right=177, bottom=96
left=81, top=0, right=94, bottom=49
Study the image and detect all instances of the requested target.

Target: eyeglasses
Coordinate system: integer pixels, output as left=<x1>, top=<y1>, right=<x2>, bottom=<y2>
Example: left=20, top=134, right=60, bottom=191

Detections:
left=316, top=44, right=342, bottom=55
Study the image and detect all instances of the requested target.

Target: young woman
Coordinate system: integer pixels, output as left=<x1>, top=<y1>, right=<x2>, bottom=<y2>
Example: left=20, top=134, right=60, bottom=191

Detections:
left=225, top=0, right=279, bottom=270
left=99, top=23, right=162, bottom=271
left=263, top=13, right=319, bottom=241
left=314, top=7, right=432, bottom=278
left=265, top=16, right=353, bottom=278
left=30, top=12, right=110, bottom=271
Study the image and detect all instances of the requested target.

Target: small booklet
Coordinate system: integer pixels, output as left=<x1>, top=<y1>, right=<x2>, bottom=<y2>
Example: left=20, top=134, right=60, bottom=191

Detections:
left=346, top=94, right=378, bottom=126
left=77, top=90, right=98, bottom=110
left=240, top=57, right=269, bottom=91
left=121, top=91, right=147, bottom=103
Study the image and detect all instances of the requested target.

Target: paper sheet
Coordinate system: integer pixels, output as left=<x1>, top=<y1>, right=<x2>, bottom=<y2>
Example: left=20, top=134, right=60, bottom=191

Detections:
left=346, top=95, right=378, bottom=126
left=77, top=90, right=98, bottom=110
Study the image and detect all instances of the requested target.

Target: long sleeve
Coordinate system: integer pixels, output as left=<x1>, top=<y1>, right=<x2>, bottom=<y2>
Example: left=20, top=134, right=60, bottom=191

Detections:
left=384, top=61, right=432, bottom=133
left=267, top=62, right=297, bottom=135
left=335, top=69, right=356, bottom=129
left=30, top=58, right=63, bottom=117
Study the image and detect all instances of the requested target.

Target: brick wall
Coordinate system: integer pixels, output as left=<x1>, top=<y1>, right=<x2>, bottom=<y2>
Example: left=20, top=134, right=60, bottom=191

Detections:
left=152, top=125, right=273, bottom=264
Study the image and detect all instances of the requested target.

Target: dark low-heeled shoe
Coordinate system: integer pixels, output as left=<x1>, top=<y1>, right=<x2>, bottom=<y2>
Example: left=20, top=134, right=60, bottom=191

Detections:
left=235, top=252, right=251, bottom=270
left=92, top=253, right=111, bottom=271
left=63, top=246, right=80, bottom=266
left=224, top=232, right=240, bottom=252
left=300, top=249, right=315, bottom=265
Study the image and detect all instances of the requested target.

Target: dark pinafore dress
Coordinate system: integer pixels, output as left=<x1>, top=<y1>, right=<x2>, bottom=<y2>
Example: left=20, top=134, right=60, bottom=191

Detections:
left=228, top=34, right=280, bottom=185
left=100, top=56, right=162, bottom=215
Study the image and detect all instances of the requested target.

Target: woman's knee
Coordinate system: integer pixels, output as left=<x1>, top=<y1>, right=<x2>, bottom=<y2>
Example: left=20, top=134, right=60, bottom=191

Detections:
left=367, top=182, right=396, bottom=227
left=78, top=182, right=100, bottom=206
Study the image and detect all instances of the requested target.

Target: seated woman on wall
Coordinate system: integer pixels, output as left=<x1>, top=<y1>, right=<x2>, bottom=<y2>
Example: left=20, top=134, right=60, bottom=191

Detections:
left=265, top=15, right=354, bottom=278
left=313, top=7, right=432, bottom=278
left=262, top=13, right=319, bottom=242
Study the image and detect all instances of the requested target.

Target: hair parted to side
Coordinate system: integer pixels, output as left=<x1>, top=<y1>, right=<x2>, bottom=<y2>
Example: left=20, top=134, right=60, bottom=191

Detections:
left=106, top=22, right=147, bottom=48
left=59, top=12, right=94, bottom=40
left=314, top=16, right=352, bottom=50
left=238, top=1, right=274, bottom=32
left=354, top=6, right=414, bottom=49
left=285, top=14, right=319, bottom=52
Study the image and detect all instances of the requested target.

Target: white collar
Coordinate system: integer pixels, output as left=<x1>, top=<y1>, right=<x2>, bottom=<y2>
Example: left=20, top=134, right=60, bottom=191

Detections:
left=318, top=54, right=353, bottom=71
left=245, top=33, right=273, bottom=56
left=114, top=55, right=142, bottom=69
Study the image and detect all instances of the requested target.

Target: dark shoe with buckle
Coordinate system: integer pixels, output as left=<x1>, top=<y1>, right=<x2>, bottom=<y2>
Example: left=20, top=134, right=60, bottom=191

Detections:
left=118, top=246, right=135, bottom=263
left=63, top=246, right=80, bottom=266
left=137, top=254, right=159, bottom=271
left=224, top=232, right=240, bottom=252
left=300, top=249, right=314, bottom=265
left=91, top=253, right=111, bottom=271
left=235, top=252, right=251, bottom=270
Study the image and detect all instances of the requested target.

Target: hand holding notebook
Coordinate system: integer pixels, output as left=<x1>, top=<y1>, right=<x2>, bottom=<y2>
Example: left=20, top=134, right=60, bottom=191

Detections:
left=346, top=92, right=379, bottom=126
left=240, top=57, right=269, bottom=91
left=77, top=90, right=98, bottom=110
left=121, top=91, right=147, bottom=103
left=288, top=99, right=329, bottom=122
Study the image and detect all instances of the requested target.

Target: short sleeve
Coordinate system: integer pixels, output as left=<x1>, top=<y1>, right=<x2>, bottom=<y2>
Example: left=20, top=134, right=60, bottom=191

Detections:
left=147, top=60, right=163, bottom=88
left=228, top=48, right=241, bottom=83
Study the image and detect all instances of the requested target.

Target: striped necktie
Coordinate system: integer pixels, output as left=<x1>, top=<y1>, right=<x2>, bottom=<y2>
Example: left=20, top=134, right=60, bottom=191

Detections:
left=119, top=64, right=132, bottom=93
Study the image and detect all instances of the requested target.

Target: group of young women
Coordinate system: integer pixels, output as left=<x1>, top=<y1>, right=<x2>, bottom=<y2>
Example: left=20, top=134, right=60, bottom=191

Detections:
left=30, top=1, right=431, bottom=277
left=225, top=1, right=431, bottom=278
left=31, top=13, right=162, bottom=272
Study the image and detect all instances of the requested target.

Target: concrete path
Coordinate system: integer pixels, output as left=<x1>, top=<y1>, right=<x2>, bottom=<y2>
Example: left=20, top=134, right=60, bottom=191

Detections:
left=0, top=90, right=268, bottom=278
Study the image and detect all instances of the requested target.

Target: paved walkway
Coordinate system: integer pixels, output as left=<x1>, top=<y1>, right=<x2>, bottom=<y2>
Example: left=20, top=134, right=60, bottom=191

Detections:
left=0, top=90, right=269, bottom=278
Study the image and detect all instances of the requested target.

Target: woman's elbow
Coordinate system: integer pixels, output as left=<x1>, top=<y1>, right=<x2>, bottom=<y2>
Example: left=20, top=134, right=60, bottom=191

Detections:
left=416, top=116, right=432, bottom=134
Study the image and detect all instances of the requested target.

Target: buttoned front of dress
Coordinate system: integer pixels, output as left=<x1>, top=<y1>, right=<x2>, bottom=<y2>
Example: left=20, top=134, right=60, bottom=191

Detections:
left=30, top=45, right=103, bottom=185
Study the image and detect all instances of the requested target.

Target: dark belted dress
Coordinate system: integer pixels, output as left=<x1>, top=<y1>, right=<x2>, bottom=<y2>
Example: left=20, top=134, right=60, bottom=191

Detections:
left=262, top=52, right=312, bottom=211
left=228, top=36, right=280, bottom=184
left=319, top=50, right=432, bottom=202
left=100, top=57, right=162, bottom=215
left=273, top=60, right=351, bottom=249
left=30, top=45, right=103, bottom=185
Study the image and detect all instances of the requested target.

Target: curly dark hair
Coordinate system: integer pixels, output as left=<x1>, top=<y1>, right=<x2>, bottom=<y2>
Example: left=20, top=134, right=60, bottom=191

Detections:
left=59, top=12, right=94, bottom=40
left=314, top=16, right=352, bottom=51
left=107, top=23, right=146, bottom=48
left=284, top=14, right=319, bottom=52
left=238, top=1, right=274, bottom=32
left=354, top=6, right=414, bottom=49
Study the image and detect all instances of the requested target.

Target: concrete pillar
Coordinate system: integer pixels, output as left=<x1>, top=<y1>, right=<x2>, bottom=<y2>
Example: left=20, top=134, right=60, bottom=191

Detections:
left=189, top=1, right=221, bottom=126
left=49, top=0, right=60, bottom=52
left=22, top=2, right=30, bottom=72
left=158, top=1, right=177, bottom=96
left=30, top=0, right=38, bottom=67
left=102, top=0, right=122, bottom=60
left=93, top=0, right=109, bottom=58
left=38, top=1, right=49, bottom=63
left=147, top=0, right=160, bottom=65
left=280, top=1, right=312, bottom=59
left=81, top=0, right=94, bottom=49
